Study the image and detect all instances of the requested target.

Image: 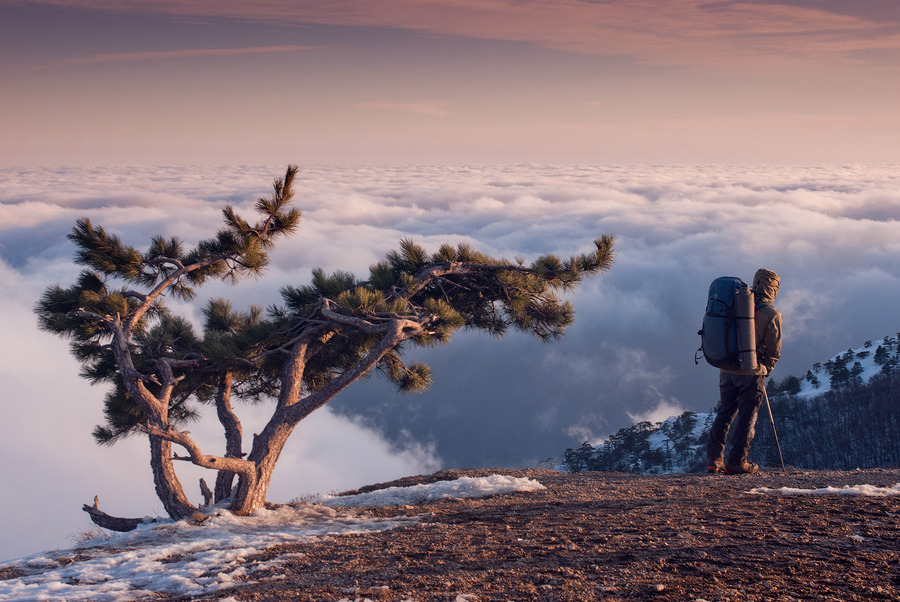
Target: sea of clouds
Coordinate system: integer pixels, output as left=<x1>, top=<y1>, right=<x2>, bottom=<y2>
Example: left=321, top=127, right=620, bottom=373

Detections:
left=1, top=163, right=899, bottom=560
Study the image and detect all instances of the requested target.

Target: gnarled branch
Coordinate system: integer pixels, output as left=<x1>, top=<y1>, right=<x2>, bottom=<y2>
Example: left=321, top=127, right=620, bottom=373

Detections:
left=82, top=495, right=154, bottom=532
left=138, top=423, right=255, bottom=478
left=320, top=301, right=425, bottom=335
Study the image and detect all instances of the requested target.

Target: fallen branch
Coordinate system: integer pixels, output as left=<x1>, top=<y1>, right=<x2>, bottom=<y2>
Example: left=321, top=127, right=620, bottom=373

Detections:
left=82, top=496, right=154, bottom=532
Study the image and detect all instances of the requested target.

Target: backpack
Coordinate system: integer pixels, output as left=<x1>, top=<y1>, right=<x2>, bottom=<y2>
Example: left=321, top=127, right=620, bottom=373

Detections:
left=695, top=276, right=758, bottom=371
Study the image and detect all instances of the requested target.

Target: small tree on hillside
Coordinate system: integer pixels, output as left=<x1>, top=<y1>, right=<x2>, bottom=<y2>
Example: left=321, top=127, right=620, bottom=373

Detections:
left=37, top=166, right=615, bottom=529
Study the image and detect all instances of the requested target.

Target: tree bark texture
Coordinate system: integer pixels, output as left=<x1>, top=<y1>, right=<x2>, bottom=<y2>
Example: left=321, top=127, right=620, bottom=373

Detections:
left=230, top=418, right=296, bottom=515
left=228, top=323, right=412, bottom=515
left=150, top=435, right=197, bottom=519
left=214, top=373, right=243, bottom=503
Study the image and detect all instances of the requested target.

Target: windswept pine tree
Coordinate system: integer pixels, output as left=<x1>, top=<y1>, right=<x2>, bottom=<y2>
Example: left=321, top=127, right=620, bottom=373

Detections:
left=37, top=166, right=615, bottom=530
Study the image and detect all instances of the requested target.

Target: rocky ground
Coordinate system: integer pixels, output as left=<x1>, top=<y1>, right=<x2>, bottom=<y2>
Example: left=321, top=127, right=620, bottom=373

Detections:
left=187, top=468, right=900, bottom=601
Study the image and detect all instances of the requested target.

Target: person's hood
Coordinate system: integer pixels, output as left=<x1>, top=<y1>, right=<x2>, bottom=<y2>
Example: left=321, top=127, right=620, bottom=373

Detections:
left=752, top=268, right=779, bottom=304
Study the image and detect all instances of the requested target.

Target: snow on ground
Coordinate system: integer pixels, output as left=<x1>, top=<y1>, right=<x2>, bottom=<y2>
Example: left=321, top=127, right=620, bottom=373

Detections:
left=0, top=475, right=542, bottom=602
left=318, top=475, right=545, bottom=507
left=751, top=483, right=900, bottom=497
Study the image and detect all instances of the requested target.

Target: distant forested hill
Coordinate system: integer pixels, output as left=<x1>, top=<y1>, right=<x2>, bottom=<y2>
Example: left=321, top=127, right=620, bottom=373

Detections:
left=563, top=335, right=900, bottom=473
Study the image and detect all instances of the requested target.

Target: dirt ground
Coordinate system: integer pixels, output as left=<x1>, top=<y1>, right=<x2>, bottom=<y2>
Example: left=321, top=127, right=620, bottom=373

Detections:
left=187, top=468, right=900, bottom=601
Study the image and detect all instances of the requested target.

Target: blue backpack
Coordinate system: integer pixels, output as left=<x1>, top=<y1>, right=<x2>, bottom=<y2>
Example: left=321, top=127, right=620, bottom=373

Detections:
left=696, top=276, right=757, bottom=371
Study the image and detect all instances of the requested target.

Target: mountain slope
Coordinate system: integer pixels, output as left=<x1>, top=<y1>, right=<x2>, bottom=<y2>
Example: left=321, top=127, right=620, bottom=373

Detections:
left=564, top=335, right=900, bottom=474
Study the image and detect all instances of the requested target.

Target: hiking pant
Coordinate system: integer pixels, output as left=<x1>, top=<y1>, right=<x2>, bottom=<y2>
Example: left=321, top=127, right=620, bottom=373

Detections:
left=706, top=372, right=765, bottom=466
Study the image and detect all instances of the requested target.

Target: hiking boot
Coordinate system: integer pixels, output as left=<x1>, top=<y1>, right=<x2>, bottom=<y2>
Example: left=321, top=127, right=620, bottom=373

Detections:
left=725, top=461, right=759, bottom=475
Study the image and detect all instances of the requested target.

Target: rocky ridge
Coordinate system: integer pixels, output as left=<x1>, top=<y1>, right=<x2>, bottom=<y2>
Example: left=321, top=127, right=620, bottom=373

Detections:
left=189, top=467, right=900, bottom=601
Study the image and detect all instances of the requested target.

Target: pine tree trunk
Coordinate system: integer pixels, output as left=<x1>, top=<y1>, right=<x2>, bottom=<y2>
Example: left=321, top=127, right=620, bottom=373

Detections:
left=214, top=373, right=243, bottom=502
left=108, top=326, right=196, bottom=519
left=229, top=418, right=296, bottom=515
left=150, top=435, right=196, bottom=519
left=225, top=328, right=405, bottom=515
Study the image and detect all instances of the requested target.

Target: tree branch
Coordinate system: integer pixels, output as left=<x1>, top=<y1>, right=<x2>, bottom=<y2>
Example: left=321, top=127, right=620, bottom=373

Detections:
left=104, top=316, right=168, bottom=415
left=401, top=261, right=532, bottom=299
left=281, top=319, right=418, bottom=425
left=121, top=290, right=150, bottom=303
left=320, top=301, right=424, bottom=334
left=74, top=309, right=114, bottom=327
left=154, top=357, right=198, bottom=404
left=255, top=321, right=331, bottom=361
left=138, top=423, right=255, bottom=478
left=125, top=254, right=234, bottom=335
left=319, top=304, right=387, bottom=333
left=146, top=255, right=186, bottom=271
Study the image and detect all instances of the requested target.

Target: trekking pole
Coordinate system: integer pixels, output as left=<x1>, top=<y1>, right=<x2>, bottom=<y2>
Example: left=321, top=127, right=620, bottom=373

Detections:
left=763, top=387, right=787, bottom=474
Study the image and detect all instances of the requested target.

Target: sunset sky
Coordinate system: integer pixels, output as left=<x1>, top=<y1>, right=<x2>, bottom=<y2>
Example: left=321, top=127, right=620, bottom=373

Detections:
left=3, top=0, right=900, bottom=165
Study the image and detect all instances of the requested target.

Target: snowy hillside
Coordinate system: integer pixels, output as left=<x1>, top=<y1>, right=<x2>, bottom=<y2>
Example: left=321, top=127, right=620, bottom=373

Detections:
left=564, top=334, right=900, bottom=475
left=0, top=475, right=542, bottom=601
left=786, top=335, right=900, bottom=399
left=563, top=411, right=714, bottom=474
left=643, top=412, right=714, bottom=472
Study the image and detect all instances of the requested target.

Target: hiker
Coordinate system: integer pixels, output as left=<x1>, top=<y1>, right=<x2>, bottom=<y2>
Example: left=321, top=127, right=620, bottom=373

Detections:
left=706, top=268, right=782, bottom=475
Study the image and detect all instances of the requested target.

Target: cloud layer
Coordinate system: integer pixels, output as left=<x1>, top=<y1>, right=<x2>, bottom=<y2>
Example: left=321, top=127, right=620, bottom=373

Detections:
left=2, top=163, right=899, bottom=560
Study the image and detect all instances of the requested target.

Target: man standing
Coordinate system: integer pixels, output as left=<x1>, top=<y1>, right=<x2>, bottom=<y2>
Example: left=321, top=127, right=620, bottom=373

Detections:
left=707, top=268, right=782, bottom=475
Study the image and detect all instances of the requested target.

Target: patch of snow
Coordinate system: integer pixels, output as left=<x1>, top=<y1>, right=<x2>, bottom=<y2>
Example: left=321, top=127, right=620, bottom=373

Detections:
left=0, top=475, right=542, bottom=601
left=750, top=483, right=900, bottom=497
left=318, top=475, right=545, bottom=507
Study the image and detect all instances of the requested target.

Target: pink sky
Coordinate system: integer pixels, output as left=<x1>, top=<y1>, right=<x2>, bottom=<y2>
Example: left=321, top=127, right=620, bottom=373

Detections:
left=3, top=0, right=899, bottom=164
